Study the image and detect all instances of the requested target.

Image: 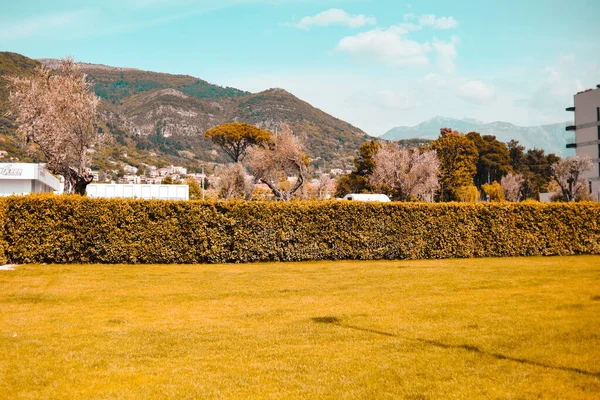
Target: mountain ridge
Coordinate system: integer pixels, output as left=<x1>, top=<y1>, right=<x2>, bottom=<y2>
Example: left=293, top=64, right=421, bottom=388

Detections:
left=381, top=117, right=574, bottom=156
left=1, top=52, right=370, bottom=170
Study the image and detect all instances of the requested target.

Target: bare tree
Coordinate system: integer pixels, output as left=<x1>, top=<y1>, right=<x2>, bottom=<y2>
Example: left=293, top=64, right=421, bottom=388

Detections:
left=370, top=144, right=440, bottom=202
left=248, top=126, right=309, bottom=201
left=317, top=174, right=333, bottom=200
left=501, top=173, right=524, bottom=202
left=551, top=155, right=593, bottom=202
left=6, top=57, right=100, bottom=195
left=209, top=163, right=253, bottom=200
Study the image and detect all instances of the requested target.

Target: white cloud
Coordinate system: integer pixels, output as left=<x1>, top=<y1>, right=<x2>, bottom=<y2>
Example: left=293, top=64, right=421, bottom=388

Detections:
left=417, top=14, right=459, bottom=29
left=0, top=9, right=97, bottom=41
left=457, top=80, right=495, bottom=102
left=295, top=8, right=376, bottom=29
left=334, top=13, right=459, bottom=69
left=335, top=27, right=431, bottom=67
left=375, top=89, right=415, bottom=110
left=522, top=56, right=587, bottom=111
left=432, top=36, right=458, bottom=73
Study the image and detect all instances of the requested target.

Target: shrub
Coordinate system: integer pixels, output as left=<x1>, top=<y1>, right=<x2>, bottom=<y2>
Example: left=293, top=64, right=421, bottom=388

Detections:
left=1, top=195, right=599, bottom=264
left=456, top=185, right=480, bottom=202
left=482, top=181, right=505, bottom=202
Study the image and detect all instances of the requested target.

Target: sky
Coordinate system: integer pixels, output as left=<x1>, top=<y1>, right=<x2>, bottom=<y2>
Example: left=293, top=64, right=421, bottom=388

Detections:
left=1, top=0, right=599, bottom=136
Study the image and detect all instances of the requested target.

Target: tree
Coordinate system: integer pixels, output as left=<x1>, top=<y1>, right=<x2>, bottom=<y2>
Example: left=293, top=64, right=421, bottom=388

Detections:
left=6, top=57, right=100, bottom=195
left=334, top=140, right=380, bottom=197
left=248, top=129, right=309, bottom=201
left=354, top=139, right=380, bottom=177
left=161, top=176, right=173, bottom=184
left=429, top=128, right=479, bottom=201
left=501, top=173, right=524, bottom=202
left=507, top=140, right=525, bottom=172
left=481, top=181, right=505, bottom=202
left=455, top=185, right=480, bottom=202
left=369, top=144, right=440, bottom=202
left=466, top=132, right=513, bottom=187
left=187, top=179, right=203, bottom=200
left=204, top=122, right=271, bottom=163
left=551, top=155, right=593, bottom=202
left=316, top=174, right=333, bottom=200
left=335, top=174, right=368, bottom=198
left=520, top=149, right=560, bottom=199
left=209, top=163, right=253, bottom=200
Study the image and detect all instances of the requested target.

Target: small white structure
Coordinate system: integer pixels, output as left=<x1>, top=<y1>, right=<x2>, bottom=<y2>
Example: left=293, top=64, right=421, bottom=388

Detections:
left=86, top=184, right=189, bottom=200
left=342, top=193, right=391, bottom=202
left=0, top=163, right=61, bottom=196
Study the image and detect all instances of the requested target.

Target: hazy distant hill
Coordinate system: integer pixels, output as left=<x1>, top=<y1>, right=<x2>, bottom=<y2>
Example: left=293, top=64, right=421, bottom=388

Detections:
left=382, top=116, right=574, bottom=156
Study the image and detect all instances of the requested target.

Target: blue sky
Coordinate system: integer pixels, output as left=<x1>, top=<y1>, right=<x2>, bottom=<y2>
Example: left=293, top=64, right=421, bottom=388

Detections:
left=1, top=0, right=599, bottom=135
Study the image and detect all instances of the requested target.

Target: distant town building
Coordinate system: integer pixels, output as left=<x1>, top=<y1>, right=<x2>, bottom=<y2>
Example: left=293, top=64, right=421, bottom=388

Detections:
left=157, top=167, right=171, bottom=177
left=0, top=150, right=8, bottom=158
left=121, top=175, right=141, bottom=185
left=566, top=84, right=600, bottom=200
left=0, top=163, right=61, bottom=196
left=170, top=165, right=187, bottom=175
left=123, top=165, right=138, bottom=175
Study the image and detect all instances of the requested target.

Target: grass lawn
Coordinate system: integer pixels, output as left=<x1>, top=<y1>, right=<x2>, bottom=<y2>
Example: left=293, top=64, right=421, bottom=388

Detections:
left=1, top=256, right=599, bottom=399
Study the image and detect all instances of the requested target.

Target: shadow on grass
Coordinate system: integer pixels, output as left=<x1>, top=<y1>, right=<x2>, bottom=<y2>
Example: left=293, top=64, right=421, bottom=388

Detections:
left=311, top=317, right=600, bottom=378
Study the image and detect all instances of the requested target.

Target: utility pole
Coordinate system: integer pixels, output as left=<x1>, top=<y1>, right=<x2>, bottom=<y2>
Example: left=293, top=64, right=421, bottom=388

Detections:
left=201, top=165, right=205, bottom=201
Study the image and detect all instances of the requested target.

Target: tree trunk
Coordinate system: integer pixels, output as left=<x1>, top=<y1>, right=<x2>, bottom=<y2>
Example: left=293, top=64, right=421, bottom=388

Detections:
left=69, top=168, right=93, bottom=196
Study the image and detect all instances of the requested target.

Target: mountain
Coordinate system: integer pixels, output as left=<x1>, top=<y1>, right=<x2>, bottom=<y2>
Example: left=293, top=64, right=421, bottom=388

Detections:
left=0, top=52, right=44, bottom=162
left=59, top=59, right=370, bottom=168
left=0, top=52, right=370, bottom=171
left=382, top=116, right=575, bottom=156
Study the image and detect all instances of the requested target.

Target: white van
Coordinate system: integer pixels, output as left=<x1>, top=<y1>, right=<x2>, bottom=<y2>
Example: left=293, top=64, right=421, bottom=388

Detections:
left=342, top=193, right=391, bottom=202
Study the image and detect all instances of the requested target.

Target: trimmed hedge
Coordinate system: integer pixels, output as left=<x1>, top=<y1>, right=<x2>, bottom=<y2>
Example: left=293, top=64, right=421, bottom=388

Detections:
left=0, top=199, right=6, bottom=264
left=1, top=195, right=599, bottom=264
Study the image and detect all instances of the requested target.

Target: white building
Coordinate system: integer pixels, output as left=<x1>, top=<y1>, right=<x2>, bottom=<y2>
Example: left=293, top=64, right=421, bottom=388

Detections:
left=123, top=165, right=138, bottom=175
left=86, top=184, right=189, bottom=200
left=121, top=175, right=141, bottom=184
left=567, top=85, right=600, bottom=200
left=170, top=165, right=187, bottom=175
left=0, top=163, right=61, bottom=196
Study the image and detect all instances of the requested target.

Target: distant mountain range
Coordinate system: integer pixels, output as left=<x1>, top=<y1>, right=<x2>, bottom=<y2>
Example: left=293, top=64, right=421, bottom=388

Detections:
left=381, top=116, right=575, bottom=156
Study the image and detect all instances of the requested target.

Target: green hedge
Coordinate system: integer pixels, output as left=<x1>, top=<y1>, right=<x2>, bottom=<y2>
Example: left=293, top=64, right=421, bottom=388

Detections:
left=1, top=195, right=599, bottom=264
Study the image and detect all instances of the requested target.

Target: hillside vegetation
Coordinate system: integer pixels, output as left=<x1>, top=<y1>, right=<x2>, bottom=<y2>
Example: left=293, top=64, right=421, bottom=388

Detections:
left=0, top=52, right=44, bottom=162
left=0, top=52, right=370, bottom=170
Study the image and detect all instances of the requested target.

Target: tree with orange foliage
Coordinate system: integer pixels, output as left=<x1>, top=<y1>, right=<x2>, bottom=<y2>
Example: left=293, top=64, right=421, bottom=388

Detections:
left=204, top=122, right=272, bottom=163
left=429, top=128, right=479, bottom=201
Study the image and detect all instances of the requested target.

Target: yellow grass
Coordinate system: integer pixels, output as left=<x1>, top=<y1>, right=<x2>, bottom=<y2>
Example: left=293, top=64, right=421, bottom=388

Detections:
left=1, top=256, right=599, bottom=399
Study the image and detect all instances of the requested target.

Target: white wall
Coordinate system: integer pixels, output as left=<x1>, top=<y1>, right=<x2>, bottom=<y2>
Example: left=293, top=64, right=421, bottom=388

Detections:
left=87, top=184, right=189, bottom=200
left=0, top=180, right=32, bottom=196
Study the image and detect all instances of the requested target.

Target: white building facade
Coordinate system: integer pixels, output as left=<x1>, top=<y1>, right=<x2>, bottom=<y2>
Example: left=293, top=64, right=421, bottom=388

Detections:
left=567, top=85, right=600, bottom=200
left=86, top=184, right=189, bottom=200
left=0, top=163, right=61, bottom=196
